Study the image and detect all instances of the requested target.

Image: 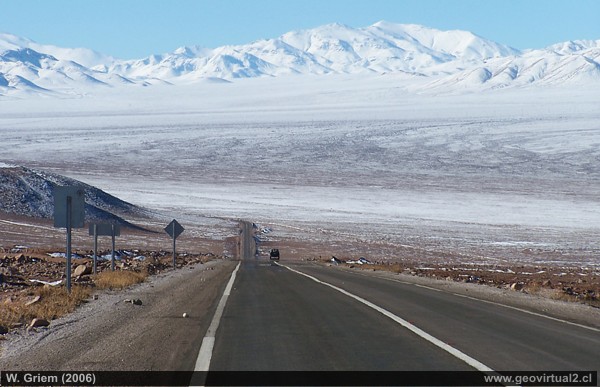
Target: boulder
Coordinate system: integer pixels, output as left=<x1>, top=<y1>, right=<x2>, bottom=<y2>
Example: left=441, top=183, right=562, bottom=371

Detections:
left=73, top=264, right=92, bottom=278
left=510, top=283, right=523, bottom=291
left=29, top=318, right=50, bottom=328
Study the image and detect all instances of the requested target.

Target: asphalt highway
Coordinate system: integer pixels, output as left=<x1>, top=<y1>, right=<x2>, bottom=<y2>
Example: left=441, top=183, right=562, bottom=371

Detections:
left=207, top=225, right=600, bottom=373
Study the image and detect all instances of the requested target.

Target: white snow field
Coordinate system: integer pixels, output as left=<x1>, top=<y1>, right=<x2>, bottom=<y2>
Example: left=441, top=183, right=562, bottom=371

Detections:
left=1, top=73, right=599, bottom=267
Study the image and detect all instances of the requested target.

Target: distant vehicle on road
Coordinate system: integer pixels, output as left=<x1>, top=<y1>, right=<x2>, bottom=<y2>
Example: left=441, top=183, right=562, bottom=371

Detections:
left=269, top=249, right=280, bottom=261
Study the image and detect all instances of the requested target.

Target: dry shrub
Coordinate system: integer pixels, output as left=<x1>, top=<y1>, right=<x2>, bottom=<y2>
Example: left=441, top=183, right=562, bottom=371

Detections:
left=524, top=281, right=543, bottom=295
left=368, top=263, right=403, bottom=273
left=93, top=270, right=147, bottom=290
left=0, top=285, right=92, bottom=328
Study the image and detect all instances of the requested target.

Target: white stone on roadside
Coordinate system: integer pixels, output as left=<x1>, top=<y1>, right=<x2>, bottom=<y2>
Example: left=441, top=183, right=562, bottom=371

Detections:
left=183, top=312, right=188, bottom=318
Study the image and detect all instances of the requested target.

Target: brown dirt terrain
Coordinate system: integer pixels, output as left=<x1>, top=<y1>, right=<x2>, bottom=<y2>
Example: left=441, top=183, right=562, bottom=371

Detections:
left=0, top=212, right=235, bottom=336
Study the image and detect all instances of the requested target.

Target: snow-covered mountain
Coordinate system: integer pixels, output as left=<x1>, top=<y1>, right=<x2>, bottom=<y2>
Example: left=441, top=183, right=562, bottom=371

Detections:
left=0, top=32, right=142, bottom=96
left=423, top=39, right=600, bottom=91
left=107, top=22, right=521, bottom=81
left=0, top=22, right=598, bottom=97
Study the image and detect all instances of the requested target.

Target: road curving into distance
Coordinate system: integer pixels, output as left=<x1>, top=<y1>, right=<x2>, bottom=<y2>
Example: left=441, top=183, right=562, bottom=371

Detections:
left=205, top=221, right=600, bottom=374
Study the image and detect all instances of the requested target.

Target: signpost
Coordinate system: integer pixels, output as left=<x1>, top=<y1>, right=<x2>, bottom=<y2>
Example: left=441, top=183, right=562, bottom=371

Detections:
left=53, top=186, right=85, bottom=293
left=164, top=219, right=184, bottom=268
left=89, top=223, right=121, bottom=273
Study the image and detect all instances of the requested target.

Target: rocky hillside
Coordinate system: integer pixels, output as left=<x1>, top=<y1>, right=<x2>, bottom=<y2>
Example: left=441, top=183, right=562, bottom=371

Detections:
left=0, top=165, right=148, bottom=227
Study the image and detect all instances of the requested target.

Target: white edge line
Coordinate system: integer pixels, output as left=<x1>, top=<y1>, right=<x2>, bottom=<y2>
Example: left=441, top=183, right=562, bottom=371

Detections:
left=350, top=269, right=600, bottom=333
left=450, top=291, right=600, bottom=333
left=194, top=261, right=241, bottom=372
left=278, top=262, right=495, bottom=373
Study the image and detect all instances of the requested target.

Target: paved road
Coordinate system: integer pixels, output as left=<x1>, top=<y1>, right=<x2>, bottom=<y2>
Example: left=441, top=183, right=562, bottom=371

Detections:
left=208, top=233, right=600, bottom=372
left=210, top=259, right=474, bottom=371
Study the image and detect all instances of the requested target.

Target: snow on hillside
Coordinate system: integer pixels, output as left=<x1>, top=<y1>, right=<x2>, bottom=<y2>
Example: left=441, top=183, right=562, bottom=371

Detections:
left=109, top=22, right=521, bottom=82
left=0, top=32, right=114, bottom=67
left=0, top=165, right=148, bottom=227
left=0, top=32, right=141, bottom=96
left=1, top=22, right=598, bottom=97
left=423, top=41, right=600, bottom=91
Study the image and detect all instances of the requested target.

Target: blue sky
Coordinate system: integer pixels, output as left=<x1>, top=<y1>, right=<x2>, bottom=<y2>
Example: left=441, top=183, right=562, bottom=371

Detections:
left=1, top=0, right=598, bottom=59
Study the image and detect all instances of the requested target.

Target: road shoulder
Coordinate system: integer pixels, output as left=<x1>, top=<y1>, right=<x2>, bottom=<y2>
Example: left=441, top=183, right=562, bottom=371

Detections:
left=0, top=259, right=237, bottom=371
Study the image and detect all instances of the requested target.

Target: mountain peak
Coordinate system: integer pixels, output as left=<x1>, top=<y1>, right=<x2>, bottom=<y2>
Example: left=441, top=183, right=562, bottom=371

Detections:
left=0, top=32, right=35, bottom=53
left=172, top=45, right=210, bottom=58
left=546, top=39, right=600, bottom=54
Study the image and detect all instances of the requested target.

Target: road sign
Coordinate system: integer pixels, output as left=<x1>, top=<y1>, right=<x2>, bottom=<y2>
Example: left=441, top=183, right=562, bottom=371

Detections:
left=165, top=219, right=184, bottom=269
left=89, top=223, right=121, bottom=273
left=165, top=219, right=184, bottom=239
left=89, top=223, right=121, bottom=236
left=53, top=186, right=85, bottom=228
left=53, top=185, right=86, bottom=294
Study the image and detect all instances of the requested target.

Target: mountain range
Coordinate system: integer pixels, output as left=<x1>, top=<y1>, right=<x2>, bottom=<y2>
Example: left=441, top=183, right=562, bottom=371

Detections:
left=1, top=21, right=599, bottom=97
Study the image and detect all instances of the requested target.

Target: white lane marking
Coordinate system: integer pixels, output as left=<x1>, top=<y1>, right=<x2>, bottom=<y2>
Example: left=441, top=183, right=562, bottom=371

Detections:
left=278, top=263, right=494, bottom=373
left=194, top=261, right=241, bottom=372
left=450, top=292, right=600, bottom=333
left=349, top=269, right=600, bottom=333
left=414, top=283, right=443, bottom=292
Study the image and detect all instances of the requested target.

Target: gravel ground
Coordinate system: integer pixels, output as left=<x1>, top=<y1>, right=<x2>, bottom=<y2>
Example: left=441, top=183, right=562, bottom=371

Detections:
left=0, top=258, right=237, bottom=370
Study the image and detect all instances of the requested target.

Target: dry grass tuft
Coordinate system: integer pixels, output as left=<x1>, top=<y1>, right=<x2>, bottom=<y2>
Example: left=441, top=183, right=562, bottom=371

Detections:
left=359, top=263, right=404, bottom=274
left=0, top=285, right=92, bottom=328
left=0, top=270, right=147, bottom=332
left=93, top=270, right=147, bottom=290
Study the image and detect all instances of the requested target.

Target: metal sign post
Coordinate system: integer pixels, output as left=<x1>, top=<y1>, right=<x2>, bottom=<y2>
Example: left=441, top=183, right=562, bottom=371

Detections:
left=92, top=224, right=98, bottom=274
left=164, top=219, right=184, bottom=268
left=89, top=223, right=121, bottom=273
left=66, top=196, right=72, bottom=290
left=54, top=186, right=85, bottom=293
left=111, top=224, right=116, bottom=271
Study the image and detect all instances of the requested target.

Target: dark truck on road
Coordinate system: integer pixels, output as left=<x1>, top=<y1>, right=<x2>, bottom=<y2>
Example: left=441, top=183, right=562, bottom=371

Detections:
left=269, top=249, right=280, bottom=261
